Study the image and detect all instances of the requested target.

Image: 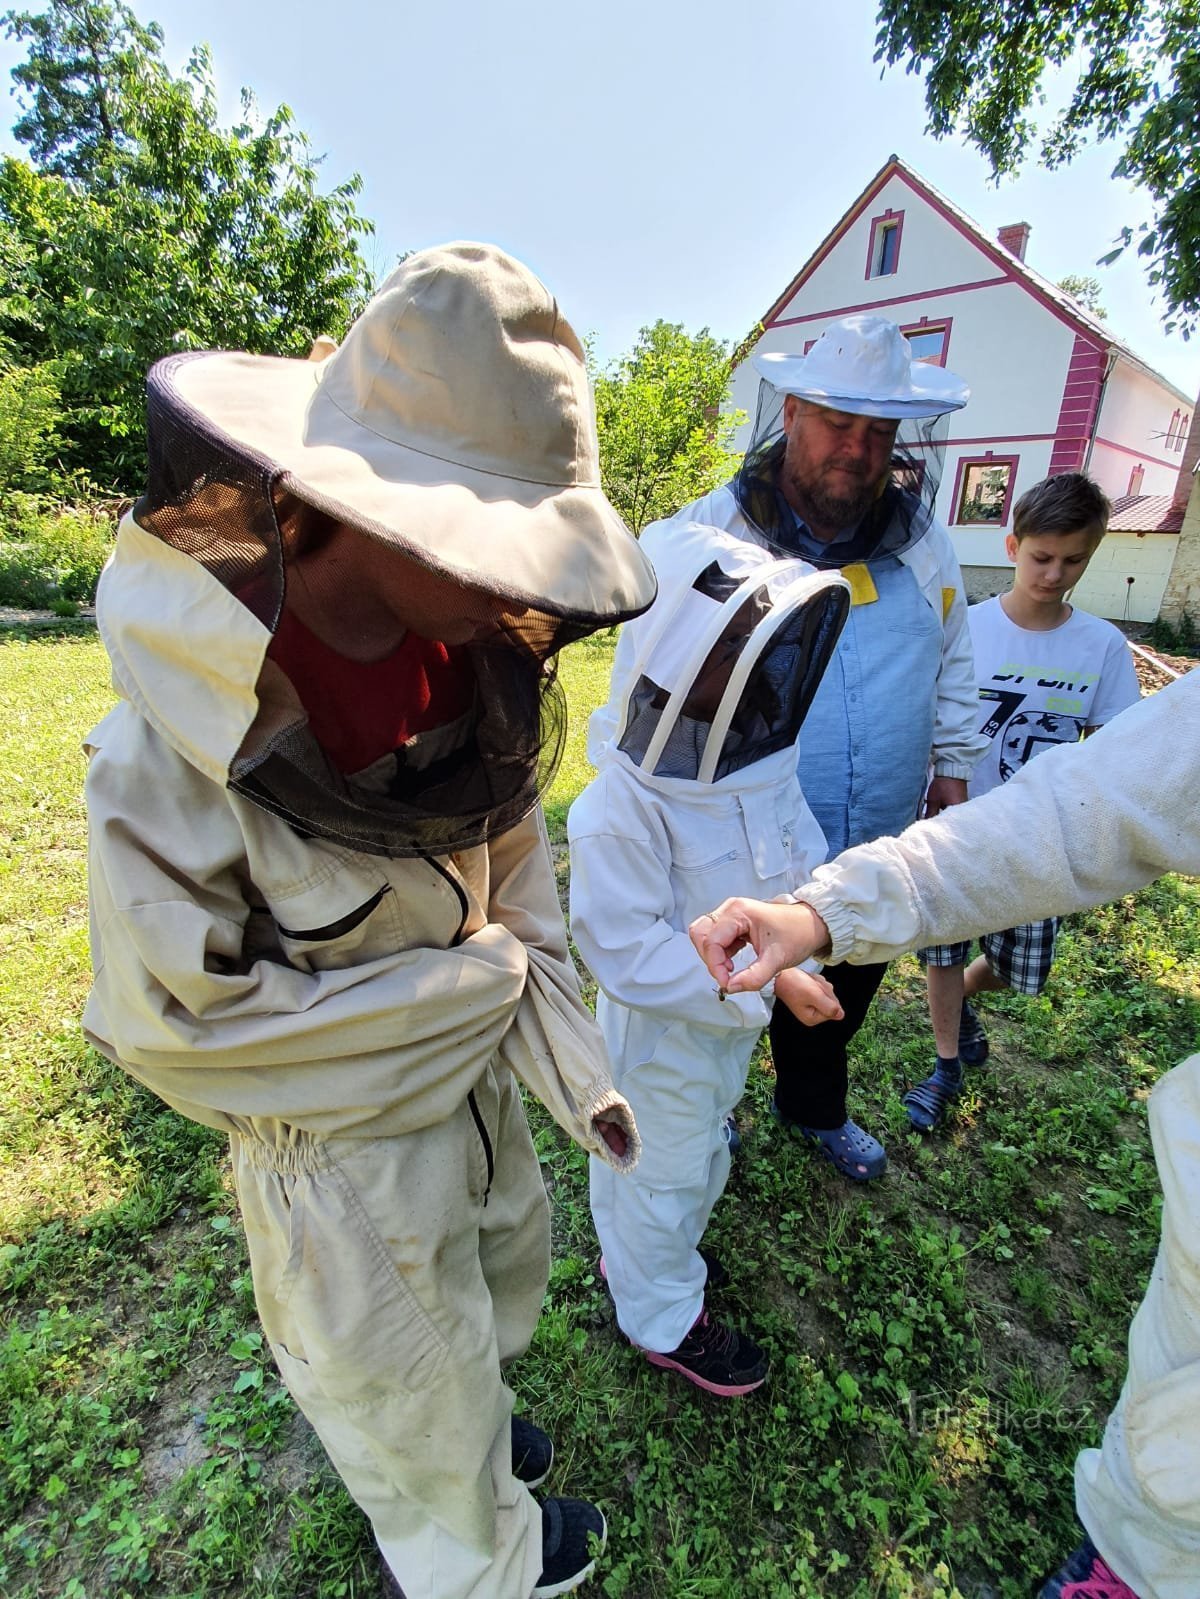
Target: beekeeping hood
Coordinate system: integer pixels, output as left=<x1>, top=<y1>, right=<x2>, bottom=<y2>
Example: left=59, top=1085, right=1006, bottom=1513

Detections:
left=595, top=524, right=850, bottom=786
left=733, top=315, right=969, bottom=566
left=103, top=242, right=657, bottom=857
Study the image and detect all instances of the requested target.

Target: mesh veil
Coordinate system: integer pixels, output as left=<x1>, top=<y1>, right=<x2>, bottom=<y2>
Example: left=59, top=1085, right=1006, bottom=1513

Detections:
left=134, top=364, right=592, bottom=858
left=617, top=559, right=849, bottom=783
left=732, top=380, right=950, bottom=567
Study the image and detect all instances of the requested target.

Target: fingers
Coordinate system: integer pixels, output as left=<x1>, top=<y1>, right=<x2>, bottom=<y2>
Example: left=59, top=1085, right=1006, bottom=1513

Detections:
left=688, top=901, right=749, bottom=984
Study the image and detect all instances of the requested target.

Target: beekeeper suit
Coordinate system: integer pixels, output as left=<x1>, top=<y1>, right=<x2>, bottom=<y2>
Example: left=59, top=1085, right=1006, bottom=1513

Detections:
left=569, top=525, right=848, bottom=1358
left=82, top=245, right=657, bottom=1599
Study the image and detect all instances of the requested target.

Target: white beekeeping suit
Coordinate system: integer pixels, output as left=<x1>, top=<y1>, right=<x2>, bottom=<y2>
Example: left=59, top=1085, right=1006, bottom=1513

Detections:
left=569, top=524, right=849, bottom=1354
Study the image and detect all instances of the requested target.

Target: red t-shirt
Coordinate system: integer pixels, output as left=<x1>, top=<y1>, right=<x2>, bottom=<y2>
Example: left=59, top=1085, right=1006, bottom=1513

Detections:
left=269, top=610, right=474, bottom=775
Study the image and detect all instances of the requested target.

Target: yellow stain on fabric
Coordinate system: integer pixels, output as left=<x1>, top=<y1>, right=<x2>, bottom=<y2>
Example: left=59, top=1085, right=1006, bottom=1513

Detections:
left=941, top=587, right=955, bottom=621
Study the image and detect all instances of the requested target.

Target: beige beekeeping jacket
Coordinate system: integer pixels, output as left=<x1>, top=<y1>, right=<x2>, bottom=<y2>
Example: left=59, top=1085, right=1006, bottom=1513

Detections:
left=83, top=517, right=639, bottom=1168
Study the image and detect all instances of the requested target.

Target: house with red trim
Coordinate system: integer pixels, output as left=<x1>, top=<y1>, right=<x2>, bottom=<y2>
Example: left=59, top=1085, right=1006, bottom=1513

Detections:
left=729, top=155, right=1196, bottom=623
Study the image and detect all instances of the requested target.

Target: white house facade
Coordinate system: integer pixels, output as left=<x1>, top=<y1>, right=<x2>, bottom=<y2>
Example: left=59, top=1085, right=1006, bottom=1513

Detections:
left=729, top=157, right=1194, bottom=623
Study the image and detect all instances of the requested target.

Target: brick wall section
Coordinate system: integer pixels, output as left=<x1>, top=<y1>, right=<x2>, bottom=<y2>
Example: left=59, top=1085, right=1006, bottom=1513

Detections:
left=1049, top=336, right=1106, bottom=475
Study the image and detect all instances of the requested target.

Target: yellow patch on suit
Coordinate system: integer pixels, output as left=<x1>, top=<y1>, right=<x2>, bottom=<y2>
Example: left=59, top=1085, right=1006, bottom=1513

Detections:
left=840, top=563, right=879, bottom=606
left=942, top=587, right=955, bottom=621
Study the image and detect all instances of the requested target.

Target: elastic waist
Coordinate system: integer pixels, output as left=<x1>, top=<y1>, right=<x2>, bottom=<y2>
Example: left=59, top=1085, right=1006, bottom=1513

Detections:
left=230, top=1128, right=335, bottom=1176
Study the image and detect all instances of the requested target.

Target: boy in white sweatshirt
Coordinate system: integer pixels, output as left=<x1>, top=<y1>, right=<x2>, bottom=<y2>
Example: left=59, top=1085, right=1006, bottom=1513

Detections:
left=569, top=524, right=847, bottom=1395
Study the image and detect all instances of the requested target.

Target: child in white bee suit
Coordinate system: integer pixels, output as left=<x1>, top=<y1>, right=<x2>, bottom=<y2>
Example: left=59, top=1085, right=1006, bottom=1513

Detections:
left=568, top=524, right=849, bottom=1394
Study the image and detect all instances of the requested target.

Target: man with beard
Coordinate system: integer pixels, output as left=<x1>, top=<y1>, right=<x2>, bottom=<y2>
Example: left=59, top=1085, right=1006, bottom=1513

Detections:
left=645, top=316, right=985, bottom=1181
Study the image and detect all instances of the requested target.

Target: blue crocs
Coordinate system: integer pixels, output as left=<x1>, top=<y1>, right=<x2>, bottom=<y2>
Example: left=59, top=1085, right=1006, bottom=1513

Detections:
left=774, top=1105, right=887, bottom=1181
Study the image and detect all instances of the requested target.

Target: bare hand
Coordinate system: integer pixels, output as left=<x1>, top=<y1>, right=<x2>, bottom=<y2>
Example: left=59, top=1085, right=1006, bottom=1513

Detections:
left=689, top=898, right=831, bottom=993
left=596, top=1117, right=628, bottom=1159
left=773, top=966, right=844, bottom=1025
left=923, top=776, right=968, bottom=819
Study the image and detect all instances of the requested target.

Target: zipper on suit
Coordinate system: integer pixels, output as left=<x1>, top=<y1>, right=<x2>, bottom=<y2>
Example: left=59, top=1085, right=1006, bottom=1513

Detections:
left=466, top=1089, right=494, bottom=1206
left=423, top=854, right=489, bottom=1201
left=422, top=853, right=469, bottom=946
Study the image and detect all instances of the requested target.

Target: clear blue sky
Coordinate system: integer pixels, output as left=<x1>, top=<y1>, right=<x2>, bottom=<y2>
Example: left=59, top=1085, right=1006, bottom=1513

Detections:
left=1, top=0, right=1195, bottom=397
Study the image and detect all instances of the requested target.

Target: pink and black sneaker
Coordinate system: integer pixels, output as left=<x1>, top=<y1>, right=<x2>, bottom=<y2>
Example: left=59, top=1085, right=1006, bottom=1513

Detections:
left=644, top=1309, right=768, bottom=1396
left=1037, top=1536, right=1142, bottom=1598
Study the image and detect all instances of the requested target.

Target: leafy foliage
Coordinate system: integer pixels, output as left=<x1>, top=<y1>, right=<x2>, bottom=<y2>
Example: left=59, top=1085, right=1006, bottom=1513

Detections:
left=874, top=0, right=1200, bottom=335
left=0, top=1, right=376, bottom=486
left=593, top=320, right=744, bottom=534
left=1057, top=273, right=1109, bottom=319
left=0, top=361, right=61, bottom=496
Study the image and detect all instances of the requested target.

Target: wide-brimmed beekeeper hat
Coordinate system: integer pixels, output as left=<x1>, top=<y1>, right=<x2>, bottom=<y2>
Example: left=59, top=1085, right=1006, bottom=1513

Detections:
left=149, top=241, right=653, bottom=622
left=752, top=313, right=968, bottom=421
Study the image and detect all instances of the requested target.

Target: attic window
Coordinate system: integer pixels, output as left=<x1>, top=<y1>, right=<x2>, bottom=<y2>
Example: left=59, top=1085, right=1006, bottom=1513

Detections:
left=1178, top=414, right=1190, bottom=452
left=901, top=317, right=951, bottom=366
left=866, top=209, right=904, bottom=279
left=1167, top=410, right=1181, bottom=448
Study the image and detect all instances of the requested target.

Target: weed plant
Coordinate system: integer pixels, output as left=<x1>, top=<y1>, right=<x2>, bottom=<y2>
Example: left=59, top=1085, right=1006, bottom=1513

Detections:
left=1, top=626, right=1196, bottom=1597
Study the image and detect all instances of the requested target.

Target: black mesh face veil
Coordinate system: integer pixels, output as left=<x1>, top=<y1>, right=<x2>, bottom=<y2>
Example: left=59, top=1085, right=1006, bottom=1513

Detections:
left=732, top=380, right=950, bottom=567
left=616, top=560, right=849, bottom=784
left=133, top=362, right=595, bottom=858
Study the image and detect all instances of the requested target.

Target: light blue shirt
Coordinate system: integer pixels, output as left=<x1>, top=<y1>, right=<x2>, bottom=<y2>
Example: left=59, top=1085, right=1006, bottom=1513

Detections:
left=797, top=555, right=942, bottom=858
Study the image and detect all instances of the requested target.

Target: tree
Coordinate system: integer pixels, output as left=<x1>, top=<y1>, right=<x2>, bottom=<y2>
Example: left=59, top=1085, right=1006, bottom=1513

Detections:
left=3, top=0, right=163, bottom=180
left=593, top=321, right=744, bottom=535
left=1057, top=273, right=1109, bottom=319
left=874, top=0, right=1200, bottom=336
left=1, top=2, right=376, bottom=485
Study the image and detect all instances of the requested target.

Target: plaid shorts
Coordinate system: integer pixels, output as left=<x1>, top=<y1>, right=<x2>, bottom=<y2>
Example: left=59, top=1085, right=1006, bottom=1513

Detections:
left=917, top=917, right=1061, bottom=996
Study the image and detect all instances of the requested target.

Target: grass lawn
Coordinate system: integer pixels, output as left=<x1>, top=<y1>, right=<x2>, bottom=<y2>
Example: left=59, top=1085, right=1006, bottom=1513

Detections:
left=2, top=622, right=1197, bottom=1599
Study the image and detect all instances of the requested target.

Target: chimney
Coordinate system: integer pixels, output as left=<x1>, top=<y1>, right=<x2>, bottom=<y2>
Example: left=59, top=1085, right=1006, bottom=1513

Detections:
left=1171, top=397, right=1200, bottom=517
left=997, top=222, right=1031, bottom=261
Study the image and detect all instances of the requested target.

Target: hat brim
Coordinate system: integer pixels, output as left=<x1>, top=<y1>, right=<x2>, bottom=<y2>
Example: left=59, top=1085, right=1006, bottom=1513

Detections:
left=752, top=351, right=968, bottom=419
left=161, top=351, right=655, bottom=625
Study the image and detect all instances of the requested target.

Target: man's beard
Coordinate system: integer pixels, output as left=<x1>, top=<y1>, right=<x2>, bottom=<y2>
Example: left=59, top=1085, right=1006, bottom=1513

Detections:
left=782, top=462, right=880, bottom=536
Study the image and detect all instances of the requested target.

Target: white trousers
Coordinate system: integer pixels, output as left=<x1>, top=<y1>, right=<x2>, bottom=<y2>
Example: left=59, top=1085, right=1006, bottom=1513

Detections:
left=590, top=1007, right=755, bottom=1351
left=1074, top=1053, right=1200, bottom=1599
left=229, top=1063, right=549, bottom=1599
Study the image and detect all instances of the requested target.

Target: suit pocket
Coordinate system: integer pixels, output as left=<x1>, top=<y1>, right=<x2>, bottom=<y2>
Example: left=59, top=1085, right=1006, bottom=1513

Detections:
left=274, top=1160, right=449, bottom=1404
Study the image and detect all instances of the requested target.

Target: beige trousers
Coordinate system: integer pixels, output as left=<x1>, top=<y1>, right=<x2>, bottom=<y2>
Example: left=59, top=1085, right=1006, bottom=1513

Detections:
left=229, top=1062, right=550, bottom=1599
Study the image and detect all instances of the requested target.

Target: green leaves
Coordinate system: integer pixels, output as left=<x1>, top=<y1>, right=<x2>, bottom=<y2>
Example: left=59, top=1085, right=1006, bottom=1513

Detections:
left=592, top=320, right=745, bottom=534
left=0, top=1, right=377, bottom=487
left=874, top=0, right=1200, bottom=334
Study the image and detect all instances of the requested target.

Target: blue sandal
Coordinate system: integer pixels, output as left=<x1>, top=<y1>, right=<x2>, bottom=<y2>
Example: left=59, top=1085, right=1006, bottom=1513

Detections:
left=775, top=1108, right=887, bottom=1181
left=903, top=1066, right=962, bottom=1132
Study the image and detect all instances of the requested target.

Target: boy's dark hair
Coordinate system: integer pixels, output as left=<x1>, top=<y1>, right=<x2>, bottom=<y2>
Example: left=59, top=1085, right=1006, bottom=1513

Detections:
left=1012, top=472, right=1110, bottom=542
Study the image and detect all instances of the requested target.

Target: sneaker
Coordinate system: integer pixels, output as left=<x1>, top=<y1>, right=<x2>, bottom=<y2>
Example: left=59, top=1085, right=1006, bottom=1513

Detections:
left=644, top=1309, right=768, bottom=1396
left=512, top=1414, right=553, bottom=1488
left=957, top=999, right=989, bottom=1066
left=723, top=1113, right=742, bottom=1155
left=1037, top=1536, right=1141, bottom=1598
left=532, top=1497, right=607, bottom=1597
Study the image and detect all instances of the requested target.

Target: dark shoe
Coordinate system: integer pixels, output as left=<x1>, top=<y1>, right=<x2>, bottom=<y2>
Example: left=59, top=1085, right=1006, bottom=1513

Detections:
left=903, top=1064, right=962, bottom=1132
left=773, top=1103, right=887, bottom=1180
left=644, top=1309, right=768, bottom=1396
left=532, top=1497, right=607, bottom=1597
left=512, top=1414, right=553, bottom=1488
left=1037, top=1535, right=1141, bottom=1597
left=723, top=1113, right=742, bottom=1155
left=958, top=1000, right=989, bottom=1066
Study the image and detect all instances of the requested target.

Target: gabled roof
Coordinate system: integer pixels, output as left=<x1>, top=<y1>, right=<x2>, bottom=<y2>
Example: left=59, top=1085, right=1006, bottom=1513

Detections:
left=1106, top=493, right=1186, bottom=534
left=738, top=155, right=1191, bottom=406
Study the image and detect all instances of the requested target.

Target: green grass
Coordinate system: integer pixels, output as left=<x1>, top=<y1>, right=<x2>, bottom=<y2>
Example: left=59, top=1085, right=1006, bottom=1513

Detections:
left=2, top=623, right=1197, bottom=1598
